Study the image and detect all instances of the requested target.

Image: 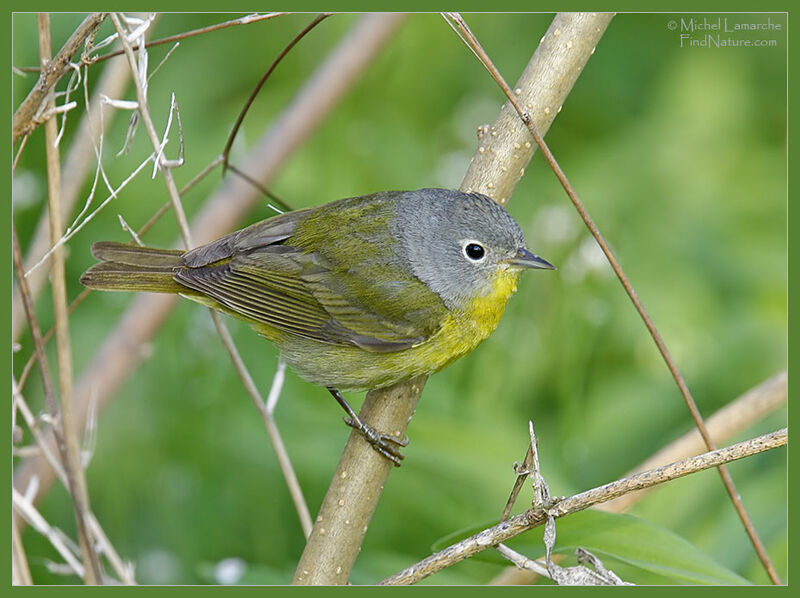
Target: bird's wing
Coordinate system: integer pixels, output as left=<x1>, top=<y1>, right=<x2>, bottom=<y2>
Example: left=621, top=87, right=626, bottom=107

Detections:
left=175, top=201, right=447, bottom=352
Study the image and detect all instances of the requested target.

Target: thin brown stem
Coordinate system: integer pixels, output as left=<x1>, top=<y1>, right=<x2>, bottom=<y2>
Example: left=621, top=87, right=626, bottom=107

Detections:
left=447, top=12, right=781, bottom=585
left=221, top=13, right=331, bottom=173
left=137, top=155, right=224, bottom=236
left=598, top=370, right=788, bottom=513
left=37, top=13, right=103, bottom=584
left=18, top=289, right=88, bottom=390
left=85, top=515, right=136, bottom=584
left=492, top=370, right=788, bottom=585
left=224, top=163, right=293, bottom=213
left=12, top=134, right=29, bottom=174
left=501, top=443, right=534, bottom=521
left=210, top=314, right=313, bottom=537
left=380, top=428, right=787, bottom=585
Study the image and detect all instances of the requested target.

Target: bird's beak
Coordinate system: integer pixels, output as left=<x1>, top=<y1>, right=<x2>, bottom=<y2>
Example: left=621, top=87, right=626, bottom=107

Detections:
left=509, top=248, right=556, bottom=270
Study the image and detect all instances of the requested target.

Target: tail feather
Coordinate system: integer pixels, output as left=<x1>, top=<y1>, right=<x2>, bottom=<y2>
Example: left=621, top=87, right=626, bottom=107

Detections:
left=81, top=242, right=187, bottom=293
left=90, top=241, right=184, bottom=268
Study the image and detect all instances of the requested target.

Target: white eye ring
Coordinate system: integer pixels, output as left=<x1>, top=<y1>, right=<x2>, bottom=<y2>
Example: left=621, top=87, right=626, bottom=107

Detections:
left=462, top=240, right=487, bottom=262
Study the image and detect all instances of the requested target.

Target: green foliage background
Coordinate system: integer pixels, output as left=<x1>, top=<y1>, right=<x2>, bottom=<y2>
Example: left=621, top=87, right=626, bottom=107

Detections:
left=12, top=13, right=786, bottom=584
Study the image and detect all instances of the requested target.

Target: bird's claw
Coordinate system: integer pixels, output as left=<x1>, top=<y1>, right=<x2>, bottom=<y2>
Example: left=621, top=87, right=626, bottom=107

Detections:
left=343, top=416, right=408, bottom=466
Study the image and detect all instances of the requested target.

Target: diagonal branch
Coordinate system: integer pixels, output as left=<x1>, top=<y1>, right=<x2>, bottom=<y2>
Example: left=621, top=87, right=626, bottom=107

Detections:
left=380, top=428, right=787, bottom=585
left=89, top=13, right=286, bottom=66
left=598, top=370, right=788, bottom=513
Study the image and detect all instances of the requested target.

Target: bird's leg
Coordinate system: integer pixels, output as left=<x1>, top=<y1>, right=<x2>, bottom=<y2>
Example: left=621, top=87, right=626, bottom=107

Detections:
left=327, top=388, right=409, bottom=466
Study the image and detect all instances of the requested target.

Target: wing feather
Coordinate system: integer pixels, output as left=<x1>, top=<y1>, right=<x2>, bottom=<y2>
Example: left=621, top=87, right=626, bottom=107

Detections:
left=173, top=194, right=448, bottom=352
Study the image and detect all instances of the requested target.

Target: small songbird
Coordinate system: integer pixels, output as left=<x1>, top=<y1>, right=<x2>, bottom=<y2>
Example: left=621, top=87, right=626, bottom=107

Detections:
left=81, top=188, right=555, bottom=463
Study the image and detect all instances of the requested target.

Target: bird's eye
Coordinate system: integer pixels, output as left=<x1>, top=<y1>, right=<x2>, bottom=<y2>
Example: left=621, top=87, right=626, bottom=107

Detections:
left=463, top=242, right=486, bottom=261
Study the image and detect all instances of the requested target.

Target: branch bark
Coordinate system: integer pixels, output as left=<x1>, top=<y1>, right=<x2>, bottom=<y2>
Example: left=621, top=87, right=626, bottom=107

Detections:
left=292, top=12, right=614, bottom=585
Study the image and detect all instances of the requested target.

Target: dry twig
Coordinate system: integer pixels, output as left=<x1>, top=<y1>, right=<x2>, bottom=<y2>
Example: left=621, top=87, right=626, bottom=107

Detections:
left=12, top=13, right=285, bottom=70
left=598, top=370, right=788, bottom=513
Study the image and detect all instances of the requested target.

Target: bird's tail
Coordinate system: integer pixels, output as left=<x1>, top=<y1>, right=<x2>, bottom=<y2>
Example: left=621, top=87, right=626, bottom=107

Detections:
left=80, top=242, right=187, bottom=294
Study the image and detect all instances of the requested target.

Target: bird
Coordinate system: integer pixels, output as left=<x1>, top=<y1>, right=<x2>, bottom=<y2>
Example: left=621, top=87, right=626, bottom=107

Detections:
left=81, top=188, right=555, bottom=464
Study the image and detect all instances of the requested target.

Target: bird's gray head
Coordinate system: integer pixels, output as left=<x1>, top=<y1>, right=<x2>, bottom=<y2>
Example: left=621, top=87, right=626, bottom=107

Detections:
left=394, top=189, right=554, bottom=309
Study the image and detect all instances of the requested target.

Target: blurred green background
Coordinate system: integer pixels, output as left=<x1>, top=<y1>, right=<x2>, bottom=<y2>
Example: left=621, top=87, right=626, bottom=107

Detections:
left=12, top=13, right=786, bottom=585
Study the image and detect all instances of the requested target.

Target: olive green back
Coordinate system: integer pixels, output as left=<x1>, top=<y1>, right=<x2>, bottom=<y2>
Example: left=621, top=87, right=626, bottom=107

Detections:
left=175, top=192, right=449, bottom=352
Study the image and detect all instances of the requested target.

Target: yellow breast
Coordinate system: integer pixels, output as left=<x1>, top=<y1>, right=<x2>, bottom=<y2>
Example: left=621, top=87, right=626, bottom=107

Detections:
left=422, top=266, right=521, bottom=371
left=263, top=267, right=522, bottom=391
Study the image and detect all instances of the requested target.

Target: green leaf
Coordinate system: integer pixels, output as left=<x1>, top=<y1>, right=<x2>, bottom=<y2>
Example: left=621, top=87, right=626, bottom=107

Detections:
left=432, top=509, right=750, bottom=585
